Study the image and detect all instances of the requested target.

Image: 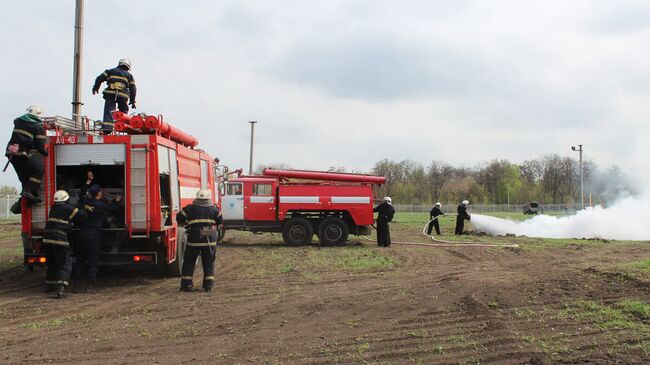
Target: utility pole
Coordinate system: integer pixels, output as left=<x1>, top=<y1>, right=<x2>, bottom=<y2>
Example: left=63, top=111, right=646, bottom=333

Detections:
left=571, top=144, right=584, bottom=210
left=248, top=121, right=257, bottom=175
left=72, top=0, right=84, bottom=127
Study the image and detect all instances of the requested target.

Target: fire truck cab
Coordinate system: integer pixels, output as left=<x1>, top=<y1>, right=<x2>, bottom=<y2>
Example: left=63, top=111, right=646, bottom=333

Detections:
left=220, top=169, right=385, bottom=245
left=23, top=114, right=217, bottom=276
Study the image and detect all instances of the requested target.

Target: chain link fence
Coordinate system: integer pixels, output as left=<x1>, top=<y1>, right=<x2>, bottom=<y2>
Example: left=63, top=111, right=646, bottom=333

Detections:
left=0, top=195, right=21, bottom=220
left=393, top=203, right=580, bottom=215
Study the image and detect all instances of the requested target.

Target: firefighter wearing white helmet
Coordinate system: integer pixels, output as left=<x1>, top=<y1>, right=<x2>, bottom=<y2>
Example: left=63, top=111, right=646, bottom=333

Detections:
left=427, top=201, right=445, bottom=235
left=374, top=196, right=395, bottom=247
left=92, top=58, right=137, bottom=133
left=42, top=190, right=86, bottom=299
left=177, top=189, right=222, bottom=293
left=5, top=105, right=49, bottom=214
left=455, top=200, right=471, bottom=235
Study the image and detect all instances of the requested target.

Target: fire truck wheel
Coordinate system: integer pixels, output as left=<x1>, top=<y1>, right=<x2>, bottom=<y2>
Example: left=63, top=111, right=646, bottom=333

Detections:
left=282, top=218, right=314, bottom=245
left=317, top=217, right=349, bottom=246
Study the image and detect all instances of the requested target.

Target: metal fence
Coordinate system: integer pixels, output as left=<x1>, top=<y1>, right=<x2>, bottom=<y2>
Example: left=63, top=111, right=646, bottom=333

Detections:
left=0, top=195, right=21, bottom=220
left=393, top=203, right=581, bottom=215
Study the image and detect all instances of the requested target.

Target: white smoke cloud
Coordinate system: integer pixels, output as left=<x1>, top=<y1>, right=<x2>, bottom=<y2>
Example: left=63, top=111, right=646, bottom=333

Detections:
left=470, top=194, right=650, bottom=240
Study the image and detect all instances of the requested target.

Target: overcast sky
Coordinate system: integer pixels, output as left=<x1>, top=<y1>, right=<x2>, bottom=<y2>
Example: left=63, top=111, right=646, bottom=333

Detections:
left=2, top=0, right=650, bottom=187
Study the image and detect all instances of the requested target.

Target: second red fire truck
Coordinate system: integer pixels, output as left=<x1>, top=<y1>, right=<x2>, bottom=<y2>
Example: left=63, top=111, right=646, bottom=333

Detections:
left=219, top=168, right=386, bottom=245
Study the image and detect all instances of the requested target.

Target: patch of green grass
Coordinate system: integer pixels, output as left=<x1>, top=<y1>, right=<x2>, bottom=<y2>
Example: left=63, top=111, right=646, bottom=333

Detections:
left=617, top=300, right=650, bottom=322
left=18, top=313, right=93, bottom=330
left=241, top=245, right=398, bottom=278
left=406, top=329, right=428, bottom=338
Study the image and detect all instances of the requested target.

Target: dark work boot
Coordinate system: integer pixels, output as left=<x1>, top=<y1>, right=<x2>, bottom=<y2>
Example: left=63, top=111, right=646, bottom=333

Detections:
left=204, top=287, right=212, bottom=294
left=86, top=282, right=96, bottom=293
left=56, top=285, right=66, bottom=299
left=180, top=286, right=195, bottom=293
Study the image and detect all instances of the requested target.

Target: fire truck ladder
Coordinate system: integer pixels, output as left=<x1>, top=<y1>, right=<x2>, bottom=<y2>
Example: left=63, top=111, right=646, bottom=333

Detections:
left=130, top=143, right=150, bottom=237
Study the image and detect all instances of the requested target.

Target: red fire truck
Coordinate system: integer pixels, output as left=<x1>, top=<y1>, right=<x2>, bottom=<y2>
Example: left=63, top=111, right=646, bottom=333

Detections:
left=220, top=168, right=385, bottom=245
left=23, top=113, right=218, bottom=276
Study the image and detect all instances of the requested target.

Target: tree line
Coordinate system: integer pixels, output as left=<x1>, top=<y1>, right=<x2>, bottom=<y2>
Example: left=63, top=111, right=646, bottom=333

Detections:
left=369, top=155, right=635, bottom=205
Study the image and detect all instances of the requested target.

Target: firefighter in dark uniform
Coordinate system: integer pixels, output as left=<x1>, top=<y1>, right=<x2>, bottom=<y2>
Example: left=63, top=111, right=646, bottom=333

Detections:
left=73, top=185, right=121, bottom=292
left=455, top=200, right=471, bottom=235
left=374, top=197, right=395, bottom=247
left=92, top=58, right=136, bottom=134
left=177, top=190, right=222, bottom=293
left=427, top=202, right=444, bottom=235
left=42, top=190, right=86, bottom=299
left=5, top=105, right=48, bottom=213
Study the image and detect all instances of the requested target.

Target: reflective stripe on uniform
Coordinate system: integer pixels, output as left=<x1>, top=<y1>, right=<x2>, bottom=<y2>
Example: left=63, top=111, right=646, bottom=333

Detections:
left=179, top=210, right=187, bottom=217
left=43, top=238, right=69, bottom=246
left=108, top=75, right=128, bottom=82
left=181, top=276, right=193, bottom=280
left=13, top=129, right=33, bottom=139
left=46, top=229, right=68, bottom=236
left=102, top=121, right=115, bottom=126
left=103, top=89, right=130, bottom=99
left=188, top=219, right=216, bottom=225
left=129, top=81, right=136, bottom=85
left=57, top=280, right=69, bottom=286
left=48, top=218, right=69, bottom=224
left=186, top=242, right=217, bottom=247
left=69, top=208, right=79, bottom=220
left=35, top=135, right=47, bottom=139
left=205, top=276, right=214, bottom=280
left=29, top=177, right=41, bottom=183
left=102, top=72, right=109, bottom=77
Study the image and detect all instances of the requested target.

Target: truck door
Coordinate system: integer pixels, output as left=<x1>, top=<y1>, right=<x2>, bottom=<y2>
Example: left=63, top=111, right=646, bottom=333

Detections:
left=221, top=182, right=244, bottom=220
left=245, top=182, right=276, bottom=221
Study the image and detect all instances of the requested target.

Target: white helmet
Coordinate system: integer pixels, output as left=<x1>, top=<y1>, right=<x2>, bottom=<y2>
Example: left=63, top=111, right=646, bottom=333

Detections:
left=53, top=190, right=70, bottom=202
left=118, top=58, right=132, bottom=70
left=26, top=105, right=43, bottom=118
left=435, top=202, right=441, bottom=207
left=462, top=200, right=469, bottom=205
left=384, top=196, right=392, bottom=204
left=196, top=189, right=212, bottom=200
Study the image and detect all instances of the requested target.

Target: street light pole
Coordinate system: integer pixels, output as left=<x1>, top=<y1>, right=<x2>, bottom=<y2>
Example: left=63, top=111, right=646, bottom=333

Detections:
left=248, top=121, right=257, bottom=175
left=571, top=144, right=584, bottom=210
left=72, top=0, right=84, bottom=126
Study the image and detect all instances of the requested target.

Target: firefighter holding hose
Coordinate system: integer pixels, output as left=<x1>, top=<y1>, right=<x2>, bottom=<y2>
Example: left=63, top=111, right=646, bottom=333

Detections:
left=42, top=190, right=86, bottom=299
left=5, top=105, right=48, bottom=213
left=455, top=200, right=471, bottom=235
left=92, top=58, right=137, bottom=134
left=374, top=197, right=395, bottom=247
left=427, top=202, right=444, bottom=235
left=177, top=190, right=222, bottom=293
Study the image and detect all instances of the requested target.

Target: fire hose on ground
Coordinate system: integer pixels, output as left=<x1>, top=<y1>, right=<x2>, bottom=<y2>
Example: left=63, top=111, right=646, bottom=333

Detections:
left=360, top=214, right=519, bottom=248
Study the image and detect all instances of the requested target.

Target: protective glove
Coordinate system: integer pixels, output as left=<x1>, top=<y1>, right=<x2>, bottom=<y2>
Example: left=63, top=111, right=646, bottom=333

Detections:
left=92, top=86, right=99, bottom=95
left=129, top=101, right=136, bottom=109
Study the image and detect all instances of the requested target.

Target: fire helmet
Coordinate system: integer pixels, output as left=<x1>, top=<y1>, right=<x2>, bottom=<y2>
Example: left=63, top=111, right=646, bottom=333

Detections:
left=26, top=105, right=43, bottom=118
left=196, top=189, right=212, bottom=200
left=118, top=58, right=132, bottom=70
left=384, top=197, right=392, bottom=204
left=462, top=200, right=469, bottom=205
left=435, top=202, right=441, bottom=207
left=53, top=190, right=70, bottom=202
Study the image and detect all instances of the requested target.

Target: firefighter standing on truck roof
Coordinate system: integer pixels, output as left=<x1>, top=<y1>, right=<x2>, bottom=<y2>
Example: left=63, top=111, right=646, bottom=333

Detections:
left=73, top=184, right=121, bottom=292
left=177, top=190, right=222, bottom=293
left=5, top=105, right=48, bottom=214
left=427, top=202, right=444, bottom=235
left=92, top=58, right=136, bottom=134
left=455, top=200, right=471, bottom=235
left=42, top=190, right=86, bottom=299
left=374, top=197, right=395, bottom=247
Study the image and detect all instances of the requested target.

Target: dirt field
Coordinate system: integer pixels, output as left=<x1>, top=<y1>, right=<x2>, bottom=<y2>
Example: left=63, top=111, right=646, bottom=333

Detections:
left=1, top=213, right=649, bottom=364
